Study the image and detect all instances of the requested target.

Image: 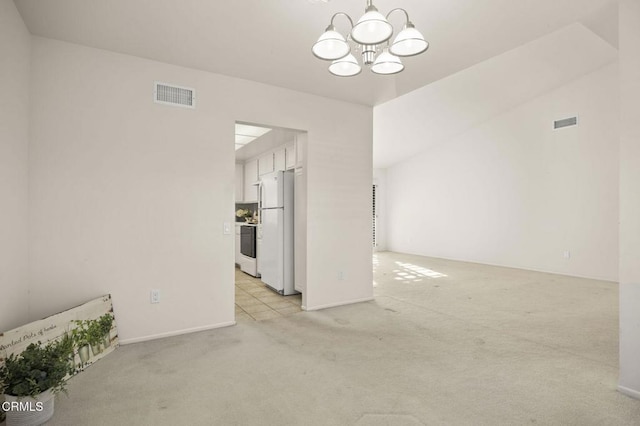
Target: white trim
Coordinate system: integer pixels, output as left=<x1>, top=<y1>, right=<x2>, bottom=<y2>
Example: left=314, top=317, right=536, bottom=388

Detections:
left=119, top=321, right=235, bottom=345
left=304, top=296, right=374, bottom=311
left=618, top=385, right=640, bottom=400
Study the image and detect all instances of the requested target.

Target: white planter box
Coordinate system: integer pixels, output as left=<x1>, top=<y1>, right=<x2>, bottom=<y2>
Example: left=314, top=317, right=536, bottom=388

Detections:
left=3, top=390, right=55, bottom=426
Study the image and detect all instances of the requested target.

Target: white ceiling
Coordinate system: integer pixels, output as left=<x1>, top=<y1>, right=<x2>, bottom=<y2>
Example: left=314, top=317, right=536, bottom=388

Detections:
left=235, top=126, right=303, bottom=162
left=14, top=0, right=618, bottom=107
left=373, top=24, right=619, bottom=168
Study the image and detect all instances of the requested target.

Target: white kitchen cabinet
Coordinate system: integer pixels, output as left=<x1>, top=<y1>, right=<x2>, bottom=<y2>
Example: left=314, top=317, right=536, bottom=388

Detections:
left=243, top=159, right=259, bottom=202
left=258, top=153, right=274, bottom=176
left=285, top=143, right=296, bottom=170
left=274, top=147, right=286, bottom=171
left=235, top=163, right=244, bottom=201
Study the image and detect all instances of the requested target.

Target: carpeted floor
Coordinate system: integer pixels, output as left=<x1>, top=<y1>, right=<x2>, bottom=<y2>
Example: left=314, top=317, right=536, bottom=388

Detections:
left=32, top=252, right=640, bottom=425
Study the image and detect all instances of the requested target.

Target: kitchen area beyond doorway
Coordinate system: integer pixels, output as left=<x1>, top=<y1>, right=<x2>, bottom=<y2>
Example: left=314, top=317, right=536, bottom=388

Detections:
left=235, top=268, right=302, bottom=321
left=234, top=121, right=307, bottom=318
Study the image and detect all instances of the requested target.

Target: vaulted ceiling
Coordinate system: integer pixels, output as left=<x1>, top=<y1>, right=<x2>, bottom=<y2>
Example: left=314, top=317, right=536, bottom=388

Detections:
left=14, top=0, right=618, bottom=107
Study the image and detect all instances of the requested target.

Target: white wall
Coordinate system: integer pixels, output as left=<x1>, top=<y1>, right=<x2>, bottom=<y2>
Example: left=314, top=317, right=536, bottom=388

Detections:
left=373, top=25, right=617, bottom=170
left=383, top=63, right=619, bottom=281
left=0, top=0, right=30, bottom=332
left=618, top=0, right=640, bottom=400
left=304, top=105, right=373, bottom=310
left=28, top=37, right=373, bottom=342
left=373, top=168, right=387, bottom=251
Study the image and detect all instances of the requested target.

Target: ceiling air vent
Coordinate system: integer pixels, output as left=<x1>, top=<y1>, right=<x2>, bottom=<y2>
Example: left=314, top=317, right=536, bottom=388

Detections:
left=154, top=82, right=195, bottom=109
left=553, top=116, right=577, bottom=130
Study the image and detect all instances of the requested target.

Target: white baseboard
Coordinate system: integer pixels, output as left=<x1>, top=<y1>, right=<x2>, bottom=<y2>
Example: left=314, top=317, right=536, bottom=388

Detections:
left=618, top=385, right=640, bottom=400
left=304, top=296, right=374, bottom=311
left=119, top=321, right=236, bottom=345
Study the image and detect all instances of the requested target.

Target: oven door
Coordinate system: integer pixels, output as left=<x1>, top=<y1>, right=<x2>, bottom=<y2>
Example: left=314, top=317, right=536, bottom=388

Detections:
left=240, top=226, right=256, bottom=258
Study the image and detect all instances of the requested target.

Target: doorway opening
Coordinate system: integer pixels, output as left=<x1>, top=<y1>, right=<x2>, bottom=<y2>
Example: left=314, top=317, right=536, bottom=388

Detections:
left=233, top=121, right=307, bottom=321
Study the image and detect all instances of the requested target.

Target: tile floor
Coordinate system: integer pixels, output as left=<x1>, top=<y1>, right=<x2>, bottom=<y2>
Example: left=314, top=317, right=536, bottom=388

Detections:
left=235, top=267, right=302, bottom=321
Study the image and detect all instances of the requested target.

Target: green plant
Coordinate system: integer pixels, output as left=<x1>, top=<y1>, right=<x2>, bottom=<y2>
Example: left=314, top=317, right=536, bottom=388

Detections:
left=71, top=320, right=90, bottom=347
left=0, top=341, right=69, bottom=397
left=55, top=333, right=74, bottom=358
left=71, top=315, right=114, bottom=361
left=54, top=333, right=76, bottom=375
left=235, top=208, right=252, bottom=219
left=98, top=313, right=114, bottom=336
left=85, top=319, right=104, bottom=347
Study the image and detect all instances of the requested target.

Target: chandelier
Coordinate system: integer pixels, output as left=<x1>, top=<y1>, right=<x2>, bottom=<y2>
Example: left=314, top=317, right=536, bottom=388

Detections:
left=312, top=0, right=429, bottom=77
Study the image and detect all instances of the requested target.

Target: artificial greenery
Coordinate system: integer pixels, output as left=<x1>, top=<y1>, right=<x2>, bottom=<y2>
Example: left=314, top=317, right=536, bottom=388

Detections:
left=98, top=313, right=114, bottom=337
left=71, top=320, right=90, bottom=348
left=86, top=320, right=104, bottom=347
left=55, top=333, right=75, bottom=368
left=72, top=319, right=100, bottom=347
left=57, top=333, right=73, bottom=353
left=72, top=314, right=114, bottom=348
left=0, top=340, right=70, bottom=397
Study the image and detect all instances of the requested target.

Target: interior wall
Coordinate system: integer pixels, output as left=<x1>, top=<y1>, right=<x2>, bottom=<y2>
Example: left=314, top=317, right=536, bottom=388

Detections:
left=0, top=0, right=31, bottom=332
left=618, top=0, right=640, bottom=400
left=28, top=37, right=372, bottom=343
left=373, top=169, right=387, bottom=251
left=383, top=63, right=619, bottom=281
left=373, top=25, right=617, bottom=171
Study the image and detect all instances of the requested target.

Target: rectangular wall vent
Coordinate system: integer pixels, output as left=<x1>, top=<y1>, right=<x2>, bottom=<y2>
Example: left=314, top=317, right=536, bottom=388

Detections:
left=553, top=116, right=577, bottom=130
left=154, top=82, right=195, bottom=108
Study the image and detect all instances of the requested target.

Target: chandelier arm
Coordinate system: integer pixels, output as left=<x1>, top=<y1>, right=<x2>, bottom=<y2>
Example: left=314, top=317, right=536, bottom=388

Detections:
left=329, top=12, right=355, bottom=30
left=385, top=8, right=410, bottom=24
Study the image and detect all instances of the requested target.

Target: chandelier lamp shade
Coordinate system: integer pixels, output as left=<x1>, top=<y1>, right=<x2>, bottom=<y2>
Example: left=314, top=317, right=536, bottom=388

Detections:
left=312, top=0, right=429, bottom=77
left=311, top=24, right=351, bottom=61
left=328, top=53, right=362, bottom=77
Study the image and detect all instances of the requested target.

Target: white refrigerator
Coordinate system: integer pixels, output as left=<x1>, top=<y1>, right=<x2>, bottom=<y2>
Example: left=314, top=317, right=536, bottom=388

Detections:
left=258, top=170, right=297, bottom=295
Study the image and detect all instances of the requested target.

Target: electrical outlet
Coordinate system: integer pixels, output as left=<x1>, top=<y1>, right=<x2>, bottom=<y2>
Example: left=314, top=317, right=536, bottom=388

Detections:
left=563, top=250, right=571, bottom=259
left=151, top=289, right=160, bottom=304
left=338, top=271, right=346, bottom=281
